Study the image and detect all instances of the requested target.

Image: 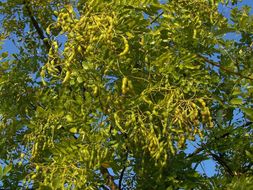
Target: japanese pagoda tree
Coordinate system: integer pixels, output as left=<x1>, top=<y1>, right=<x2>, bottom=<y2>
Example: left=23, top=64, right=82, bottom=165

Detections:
left=0, top=0, right=253, bottom=189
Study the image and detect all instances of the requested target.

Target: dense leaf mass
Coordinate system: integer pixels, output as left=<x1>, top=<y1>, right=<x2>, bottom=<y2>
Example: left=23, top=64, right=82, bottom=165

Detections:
left=0, top=0, right=253, bottom=189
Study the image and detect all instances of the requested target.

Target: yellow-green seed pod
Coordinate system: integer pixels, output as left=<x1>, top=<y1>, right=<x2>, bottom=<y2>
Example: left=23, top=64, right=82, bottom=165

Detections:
left=93, top=86, right=98, bottom=96
left=78, top=46, right=82, bottom=53
left=62, top=70, right=71, bottom=83
left=198, top=98, right=206, bottom=107
left=122, top=77, right=128, bottom=94
left=31, top=174, right=37, bottom=180
left=119, top=36, right=129, bottom=56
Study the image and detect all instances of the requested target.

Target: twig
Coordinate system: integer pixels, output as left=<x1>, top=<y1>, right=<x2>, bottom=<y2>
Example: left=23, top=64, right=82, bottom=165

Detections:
left=209, top=153, right=234, bottom=177
left=119, top=166, right=126, bottom=190
left=187, top=122, right=253, bottom=177
left=187, top=122, right=252, bottom=159
left=119, top=150, right=129, bottom=190
left=197, top=54, right=253, bottom=81
left=150, top=11, right=164, bottom=25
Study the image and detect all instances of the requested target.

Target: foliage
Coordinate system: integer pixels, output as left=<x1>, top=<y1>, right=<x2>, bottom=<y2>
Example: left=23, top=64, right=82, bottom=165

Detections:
left=0, top=0, right=253, bottom=189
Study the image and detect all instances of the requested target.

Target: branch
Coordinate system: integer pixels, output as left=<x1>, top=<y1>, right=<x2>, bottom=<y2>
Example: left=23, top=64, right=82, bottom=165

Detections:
left=197, top=54, right=253, bottom=81
left=187, top=122, right=252, bottom=159
left=150, top=11, right=164, bottom=25
left=209, top=153, right=234, bottom=177
left=119, top=166, right=126, bottom=190
left=22, top=0, right=50, bottom=50
left=118, top=148, right=129, bottom=190
left=23, top=0, right=62, bottom=73
left=187, top=145, right=205, bottom=158
left=187, top=147, right=234, bottom=177
left=187, top=122, right=253, bottom=177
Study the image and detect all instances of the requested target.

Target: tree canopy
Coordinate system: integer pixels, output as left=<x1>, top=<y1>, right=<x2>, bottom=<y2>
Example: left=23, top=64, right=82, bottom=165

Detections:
left=0, top=0, right=253, bottom=189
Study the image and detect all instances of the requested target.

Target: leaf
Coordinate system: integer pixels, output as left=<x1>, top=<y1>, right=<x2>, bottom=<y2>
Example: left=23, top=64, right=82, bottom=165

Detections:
left=214, top=27, right=235, bottom=36
left=241, top=108, right=253, bottom=120
left=217, top=110, right=223, bottom=126
left=232, top=88, right=241, bottom=96
left=0, top=165, right=2, bottom=179
left=3, top=164, right=12, bottom=176
left=69, top=127, right=77, bottom=133
left=77, top=76, right=83, bottom=83
left=66, top=115, right=73, bottom=122
left=246, top=150, right=253, bottom=160
left=101, top=162, right=110, bottom=168
left=126, top=32, right=134, bottom=39
left=46, top=27, right=50, bottom=34
left=230, top=98, right=243, bottom=105
left=1, top=52, right=8, bottom=58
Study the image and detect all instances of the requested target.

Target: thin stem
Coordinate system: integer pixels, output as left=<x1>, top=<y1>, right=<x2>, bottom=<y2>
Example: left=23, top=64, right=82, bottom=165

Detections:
left=119, top=166, right=126, bottom=190
left=197, top=54, right=253, bottom=81
left=150, top=11, right=164, bottom=25
left=209, top=153, right=234, bottom=177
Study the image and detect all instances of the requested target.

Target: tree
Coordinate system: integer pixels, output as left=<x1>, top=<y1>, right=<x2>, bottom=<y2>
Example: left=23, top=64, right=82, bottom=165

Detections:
left=0, top=0, right=253, bottom=189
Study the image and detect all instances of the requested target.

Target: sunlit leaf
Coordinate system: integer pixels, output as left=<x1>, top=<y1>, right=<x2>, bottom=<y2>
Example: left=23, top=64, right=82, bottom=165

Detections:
left=230, top=98, right=243, bottom=105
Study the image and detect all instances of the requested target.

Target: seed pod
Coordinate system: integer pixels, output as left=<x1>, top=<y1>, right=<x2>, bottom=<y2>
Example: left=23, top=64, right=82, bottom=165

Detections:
left=35, top=165, right=40, bottom=171
left=128, top=79, right=133, bottom=90
left=20, top=153, right=25, bottom=158
left=206, top=108, right=211, bottom=117
left=139, top=36, right=145, bottom=45
left=119, top=36, right=129, bottom=56
left=178, top=135, right=185, bottom=148
left=40, top=68, right=47, bottom=86
left=46, top=27, right=50, bottom=34
left=77, top=46, right=82, bottom=53
left=198, top=98, right=206, bottom=107
left=122, top=77, right=128, bottom=94
left=193, top=29, right=197, bottom=39
left=93, top=86, right=98, bottom=96
left=62, top=70, right=71, bottom=83
left=143, top=96, right=153, bottom=105
left=31, top=174, right=37, bottom=180
left=193, top=119, right=200, bottom=126
left=40, top=68, right=46, bottom=77
left=191, top=102, right=197, bottom=108
left=131, top=112, right=136, bottom=123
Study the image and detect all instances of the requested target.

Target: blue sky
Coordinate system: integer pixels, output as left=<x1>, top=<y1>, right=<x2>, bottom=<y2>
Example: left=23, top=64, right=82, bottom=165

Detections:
left=1, top=0, right=253, bottom=181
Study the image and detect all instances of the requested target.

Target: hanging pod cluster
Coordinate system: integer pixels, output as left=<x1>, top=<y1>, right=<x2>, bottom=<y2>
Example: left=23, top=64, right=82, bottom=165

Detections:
left=44, top=2, right=117, bottom=85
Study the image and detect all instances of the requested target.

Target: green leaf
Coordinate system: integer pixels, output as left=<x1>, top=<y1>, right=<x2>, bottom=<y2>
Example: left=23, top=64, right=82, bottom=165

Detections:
left=77, top=76, right=83, bottom=83
left=214, top=27, right=235, bottom=36
left=0, top=165, right=3, bottom=179
left=69, top=127, right=77, bottom=133
left=232, top=88, right=241, bottom=96
left=241, top=108, right=253, bottom=120
left=66, top=115, right=73, bottom=122
left=1, top=52, right=8, bottom=58
left=230, top=98, right=243, bottom=105
left=245, top=150, right=253, bottom=160
left=3, top=164, right=12, bottom=176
